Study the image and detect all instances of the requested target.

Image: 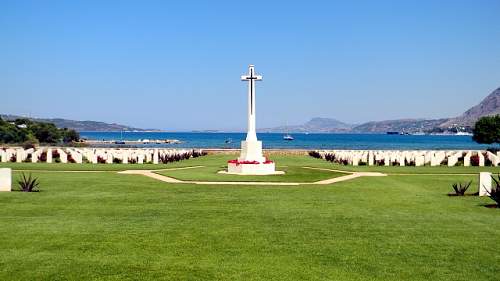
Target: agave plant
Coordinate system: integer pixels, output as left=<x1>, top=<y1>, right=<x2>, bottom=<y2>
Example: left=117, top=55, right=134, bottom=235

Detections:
left=451, top=181, right=472, bottom=196
left=18, top=173, right=40, bottom=192
left=487, top=174, right=500, bottom=205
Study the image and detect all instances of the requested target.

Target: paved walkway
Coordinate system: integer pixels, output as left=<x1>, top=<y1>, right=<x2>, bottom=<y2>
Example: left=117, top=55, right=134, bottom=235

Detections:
left=118, top=166, right=387, bottom=186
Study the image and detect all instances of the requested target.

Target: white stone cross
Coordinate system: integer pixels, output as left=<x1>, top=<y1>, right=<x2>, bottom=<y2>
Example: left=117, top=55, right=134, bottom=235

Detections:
left=241, top=64, right=262, bottom=142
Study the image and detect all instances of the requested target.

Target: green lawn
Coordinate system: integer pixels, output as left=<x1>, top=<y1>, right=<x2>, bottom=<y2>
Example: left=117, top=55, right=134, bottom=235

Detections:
left=0, top=155, right=499, bottom=280
left=155, top=155, right=346, bottom=182
left=0, top=157, right=209, bottom=171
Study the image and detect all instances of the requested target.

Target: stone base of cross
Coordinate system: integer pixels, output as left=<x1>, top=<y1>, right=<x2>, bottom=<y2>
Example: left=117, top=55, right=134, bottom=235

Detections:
left=227, top=65, right=280, bottom=175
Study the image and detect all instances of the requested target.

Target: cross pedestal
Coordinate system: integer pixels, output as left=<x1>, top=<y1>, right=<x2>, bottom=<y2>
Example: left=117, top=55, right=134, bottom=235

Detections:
left=227, top=65, right=280, bottom=175
left=238, top=140, right=265, bottom=163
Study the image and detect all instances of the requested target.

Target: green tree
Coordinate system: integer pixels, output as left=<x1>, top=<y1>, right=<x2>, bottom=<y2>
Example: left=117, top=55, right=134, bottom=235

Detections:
left=472, top=115, right=500, bottom=145
left=0, top=119, right=28, bottom=143
left=61, top=128, right=80, bottom=143
left=30, top=122, right=61, bottom=143
left=0, top=118, right=79, bottom=144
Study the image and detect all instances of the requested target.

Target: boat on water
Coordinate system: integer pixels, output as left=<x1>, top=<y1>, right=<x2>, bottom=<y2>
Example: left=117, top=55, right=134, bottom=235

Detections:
left=283, top=134, right=294, bottom=141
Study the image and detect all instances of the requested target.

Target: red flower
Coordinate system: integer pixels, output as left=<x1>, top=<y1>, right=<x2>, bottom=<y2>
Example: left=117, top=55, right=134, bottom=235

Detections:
left=227, top=159, right=274, bottom=166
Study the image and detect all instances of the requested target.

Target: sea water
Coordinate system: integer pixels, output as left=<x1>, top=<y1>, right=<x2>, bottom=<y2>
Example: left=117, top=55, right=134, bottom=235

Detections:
left=79, top=132, right=488, bottom=150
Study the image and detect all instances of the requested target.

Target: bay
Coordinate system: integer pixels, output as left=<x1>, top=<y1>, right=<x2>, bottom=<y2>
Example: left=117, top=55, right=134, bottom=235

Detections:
left=79, top=132, right=488, bottom=150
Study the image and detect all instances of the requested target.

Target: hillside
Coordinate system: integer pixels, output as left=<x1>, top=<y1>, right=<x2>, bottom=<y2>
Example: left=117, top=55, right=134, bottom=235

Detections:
left=440, top=87, right=500, bottom=127
left=351, top=118, right=447, bottom=133
left=262, top=86, right=500, bottom=133
left=260, top=118, right=354, bottom=133
left=0, top=115, right=159, bottom=132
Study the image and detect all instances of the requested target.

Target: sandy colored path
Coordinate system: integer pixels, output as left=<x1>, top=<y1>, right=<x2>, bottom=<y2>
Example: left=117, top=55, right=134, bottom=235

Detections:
left=118, top=166, right=387, bottom=186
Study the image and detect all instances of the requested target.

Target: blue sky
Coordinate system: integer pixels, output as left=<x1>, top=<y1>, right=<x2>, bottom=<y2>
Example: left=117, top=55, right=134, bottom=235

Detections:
left=1, top=0, right=499, bottom=131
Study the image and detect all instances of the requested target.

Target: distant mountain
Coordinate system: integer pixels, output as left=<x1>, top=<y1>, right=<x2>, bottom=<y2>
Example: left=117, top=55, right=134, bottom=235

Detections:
left=0, top=114, right=160, bottom=132
left=261, top=86, right=500, bottom=133
left=260, top=117, right=355, bottom=133
left=440, top=87, right=500, bottom=128
left=352, top=118, right=447, bottom=133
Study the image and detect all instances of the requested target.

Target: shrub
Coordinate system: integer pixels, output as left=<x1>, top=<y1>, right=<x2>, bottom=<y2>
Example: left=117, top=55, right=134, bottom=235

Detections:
left=484, top=154, right=493, bottom=166
left=113, top=157, right=121, bottom=164
left=67, top=154, right=76, bottom=163
left=451, top=181, right=472, bottom=196
left=324, top=153, right=335, bottom=162
left=470, top=155, right=480, bottom=166
left=487, top=174, right=500, bottom=205
left=52, top=150, right=61, bottom=163
left=22, top=139, right=38, bottom=150
left=192, top=150, right=207, bottom=158
left=97, top=156, right=106, bottom=164
left=17, top=173, right=40, bottom=192
left=38, top=151, right=47, bottom=162
left=406, top=159, right=415, bottom=166
left=308, top=151, right=322, bottom=159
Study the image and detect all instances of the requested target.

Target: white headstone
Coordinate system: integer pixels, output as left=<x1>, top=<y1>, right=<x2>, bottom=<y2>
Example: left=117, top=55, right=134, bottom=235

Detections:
left=424, top=152, right=432, bottom=165
left=447, top=152, right=461, bottom=167
left=463, top=151, right=471, bottom=167
left=122, top=151, right=129, bottom=164
left=16, top=149, right=24, bottom=163
left=479, top=172, right=492, bottom=197
left=0, top=150, right=6, bottom=163
left=0, top=168, right=12, bottom=192
left=352, top=155, right=359, bottom=166
left=415, top=155, right=425, bottom=166
left=384, top=153, right=390, bottom=166
left=31, top=150, right=39, bottom=163
left=153, top=149, right=159, bottom=164
left=368, top=151, right=374, bottom=166
left=57, top=149, right=68, bottom=163
left=72, top=151, right=83, bottom=164
left=486, top=151, right=499, bottom=166
left=46, top=148, right=52, bottom=163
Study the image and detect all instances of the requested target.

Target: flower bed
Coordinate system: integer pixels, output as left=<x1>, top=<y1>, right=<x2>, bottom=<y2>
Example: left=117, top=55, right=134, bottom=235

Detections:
left=228, top=159, right=274, bottom=166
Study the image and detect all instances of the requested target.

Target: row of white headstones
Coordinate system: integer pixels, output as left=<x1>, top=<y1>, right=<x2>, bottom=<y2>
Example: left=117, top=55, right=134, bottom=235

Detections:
left=316, top=150, right=500, bottom=167
left=0, top=147, right=202, bottom=164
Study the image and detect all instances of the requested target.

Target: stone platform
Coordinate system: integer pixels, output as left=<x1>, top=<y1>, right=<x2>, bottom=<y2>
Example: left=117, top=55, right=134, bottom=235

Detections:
left=226, top=160, right=283, bottom=175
